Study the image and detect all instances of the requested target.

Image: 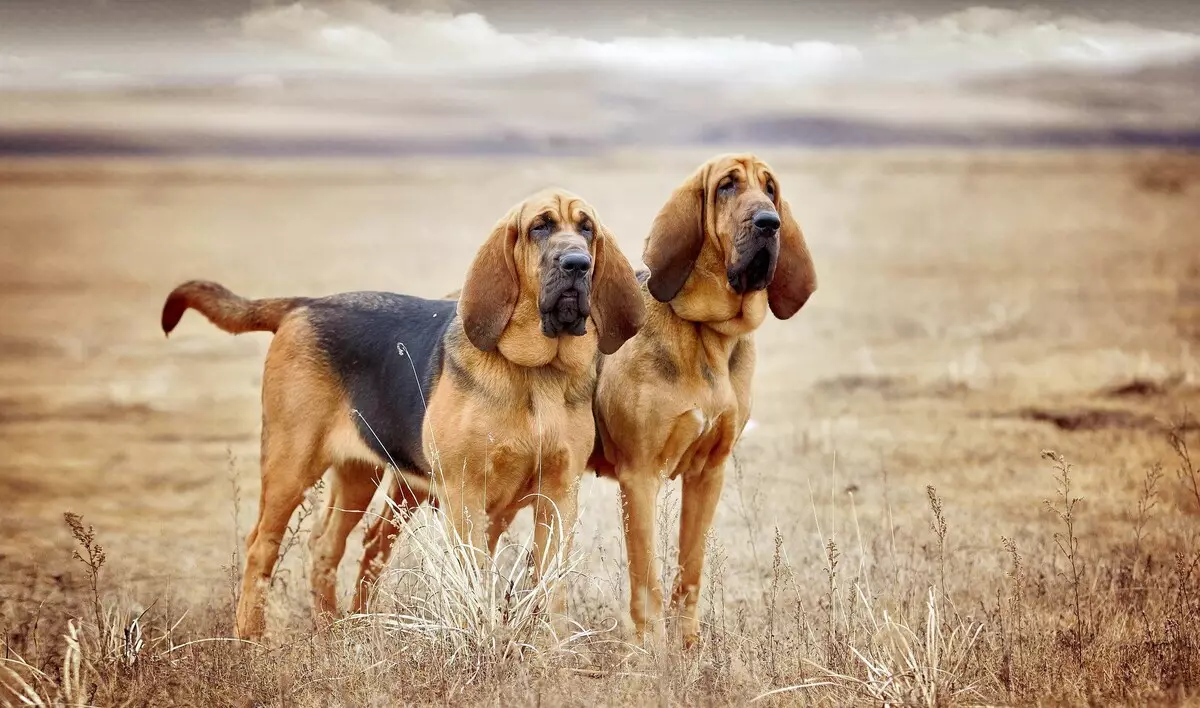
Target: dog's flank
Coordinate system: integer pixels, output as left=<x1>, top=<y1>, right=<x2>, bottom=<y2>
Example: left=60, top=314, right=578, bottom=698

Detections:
left=162, top=280, right=311, bottom=336
left=307, top=292, right=459, bottom=474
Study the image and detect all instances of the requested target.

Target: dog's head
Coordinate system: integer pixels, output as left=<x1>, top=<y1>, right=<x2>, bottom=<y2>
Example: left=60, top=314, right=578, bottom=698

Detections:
left=643, top=154, right=816, bottom=320
left=459, top=189, right=645, bottom=357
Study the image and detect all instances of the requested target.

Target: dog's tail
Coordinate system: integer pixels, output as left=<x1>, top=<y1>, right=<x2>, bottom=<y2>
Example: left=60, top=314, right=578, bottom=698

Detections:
left=162, top=280, right=310, bottom=336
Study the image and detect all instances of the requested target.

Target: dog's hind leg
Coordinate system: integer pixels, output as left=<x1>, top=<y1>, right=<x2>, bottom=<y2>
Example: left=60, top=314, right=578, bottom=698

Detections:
left=236, top=442, right=326, bottom=640
left=236, top=317, right=338, bottom=640
left=309, top=460, right=377, bottom=624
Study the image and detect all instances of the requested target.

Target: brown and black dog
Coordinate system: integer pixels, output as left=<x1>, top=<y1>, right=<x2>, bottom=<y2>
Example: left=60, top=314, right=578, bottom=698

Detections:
left=161, top=189, right=644, bottom=639
left=591, top=154, right=817, bottom=646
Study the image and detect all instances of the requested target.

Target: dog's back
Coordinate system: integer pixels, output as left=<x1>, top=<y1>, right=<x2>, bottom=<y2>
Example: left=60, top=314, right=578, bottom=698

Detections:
left=305, top=292, right=457, bottom=475
left=164, top=282, right=457, bottom=475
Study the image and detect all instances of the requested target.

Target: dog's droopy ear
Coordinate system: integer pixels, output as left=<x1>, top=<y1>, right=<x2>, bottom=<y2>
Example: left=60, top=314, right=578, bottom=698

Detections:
left=591, top=224, right=646, bottom=355
left=767, top=196, right=816, bottom=320
left=459, top=210, right=520, bottom=351
left=644, top=167, right=707, bottom=303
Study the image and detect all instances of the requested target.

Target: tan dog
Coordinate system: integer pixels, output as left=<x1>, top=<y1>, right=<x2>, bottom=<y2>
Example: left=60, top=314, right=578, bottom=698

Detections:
left=591, top=154, right=817, bottom=646
left=161, top=189, right=644, bottom=639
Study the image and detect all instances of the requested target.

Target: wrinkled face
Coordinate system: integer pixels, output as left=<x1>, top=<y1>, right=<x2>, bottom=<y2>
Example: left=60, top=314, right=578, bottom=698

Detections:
left=709, top=157, right=783, bottom=295
left=515, top=193, right=599, bottom=338
left=643, top=152, right=816, bottom=322
left=460, top=188, right=644, bottom=357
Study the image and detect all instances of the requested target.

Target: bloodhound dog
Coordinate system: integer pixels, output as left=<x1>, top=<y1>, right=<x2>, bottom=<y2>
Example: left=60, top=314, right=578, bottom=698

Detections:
left=161, top=189, right=645, bottom=639
left=591, top=154, right=817, bottom=646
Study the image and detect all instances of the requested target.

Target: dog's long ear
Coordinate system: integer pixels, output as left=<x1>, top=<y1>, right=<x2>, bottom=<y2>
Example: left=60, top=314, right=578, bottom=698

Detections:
left=644, top=166, right=707, bottom=303
left=591, top=225, right=646, bottom=355
left=767, top=196, right=817, bottom=320
left=459, top=210, right=520, bottom=351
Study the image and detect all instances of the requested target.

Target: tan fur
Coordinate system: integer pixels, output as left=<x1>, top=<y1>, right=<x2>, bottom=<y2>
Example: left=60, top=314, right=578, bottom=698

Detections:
left=594, top=154, right=816, bottom=647
left=162, top=280, right=307, bottom=335
left=169, top=190, right=643, bottom=639
left=238, top=315, right=348, bottom=638
left=356, top=195, right=645, bottom=605
left=417, top=193, right=641, bottom=610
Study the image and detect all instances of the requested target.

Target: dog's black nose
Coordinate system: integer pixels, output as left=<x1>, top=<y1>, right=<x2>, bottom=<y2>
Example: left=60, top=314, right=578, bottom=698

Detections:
left=753, top=210, right=781, bottom=232
left=560, top=252, right=592, bottom=275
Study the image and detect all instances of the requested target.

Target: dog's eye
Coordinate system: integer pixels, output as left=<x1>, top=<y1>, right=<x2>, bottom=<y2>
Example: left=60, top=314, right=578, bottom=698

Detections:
left=530, top=219, right=554, bottom=239
left=765, top=180, right=776, bottom=200
left=717, top=176, right=737, bottom=195
left=578, top=219, right=594, bottom=238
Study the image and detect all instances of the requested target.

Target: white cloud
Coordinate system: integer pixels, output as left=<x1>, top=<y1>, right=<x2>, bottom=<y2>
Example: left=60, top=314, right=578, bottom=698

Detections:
left=235, top=2, right=1200, bottom=89
left=0, top=55, right=34, bottom=83
left=5, top=1, right=1197, bottom=106
left=241, top=4, right=396, bottom=63
left=234, top=72, right=286, bottom=90
left=387, top=0, right=472, bottom=11
left=0, top=57, right=141, bottom=89
left=58, top=69, right=138, bottom=87
left=871, top=7, right=1200, bottom=74
left=0, top=55, right=32, bottom=70
left=239, top=1, right=861, bottom=83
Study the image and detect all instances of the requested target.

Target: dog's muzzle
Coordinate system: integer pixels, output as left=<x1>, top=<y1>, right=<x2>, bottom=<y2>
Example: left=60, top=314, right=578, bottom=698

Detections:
left=727, top=209, right=780, bottom=295
left=540, top=251, right=592, bottom=337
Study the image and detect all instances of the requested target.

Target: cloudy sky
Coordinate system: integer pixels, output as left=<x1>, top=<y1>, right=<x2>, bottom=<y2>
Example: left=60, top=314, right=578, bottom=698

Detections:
left=1, top=0, right=1197, bottom=151
left=2, top=0, right=1199, bottom=88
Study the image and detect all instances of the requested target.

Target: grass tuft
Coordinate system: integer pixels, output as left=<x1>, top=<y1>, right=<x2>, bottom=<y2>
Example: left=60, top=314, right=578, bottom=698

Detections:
left=352, top=494, right=622, bottom=678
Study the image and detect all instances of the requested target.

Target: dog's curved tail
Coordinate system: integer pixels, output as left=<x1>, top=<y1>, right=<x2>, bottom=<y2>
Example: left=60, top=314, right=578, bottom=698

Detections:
left=162, top=280, right=310, bottom=336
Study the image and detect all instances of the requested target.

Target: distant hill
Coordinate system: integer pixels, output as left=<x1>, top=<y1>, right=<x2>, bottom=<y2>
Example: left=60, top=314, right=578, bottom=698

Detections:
left=4, top=120, right=1196, bottom=157
left=966, top=52, right=1200, bottom=129
left=691, top=116, right=1200, bottom=149
left=0, top=129, right=596, bottom=158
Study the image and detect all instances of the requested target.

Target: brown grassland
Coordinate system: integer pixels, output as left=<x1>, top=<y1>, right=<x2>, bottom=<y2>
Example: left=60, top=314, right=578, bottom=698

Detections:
left=1, top=149, right=1199, bottom=706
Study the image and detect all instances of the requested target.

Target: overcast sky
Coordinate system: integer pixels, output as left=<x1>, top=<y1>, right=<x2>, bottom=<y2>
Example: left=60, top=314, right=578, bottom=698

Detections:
left=1, top=0, right=1199, bottom=87
left=4, top=1, right=1200, bottom=39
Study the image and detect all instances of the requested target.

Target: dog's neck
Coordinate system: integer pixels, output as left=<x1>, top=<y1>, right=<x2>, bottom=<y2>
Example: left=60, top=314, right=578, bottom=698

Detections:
left=445, top=315, right=597, bottom=413
left=638, top=286, right=762, bottom=378
left=659, top=267, right=769, bottom=340
left=486, top=295, right=597, bottom=373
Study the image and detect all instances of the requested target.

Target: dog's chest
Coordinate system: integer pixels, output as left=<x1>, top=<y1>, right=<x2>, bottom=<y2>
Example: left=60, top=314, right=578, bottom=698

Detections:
left=503, top=386, right=590, bottom=454
left=662, top=376, right=742, bottom=481
left=473, top=399, right=593, bottom=507
left=430, top=367, right=593, bottom=462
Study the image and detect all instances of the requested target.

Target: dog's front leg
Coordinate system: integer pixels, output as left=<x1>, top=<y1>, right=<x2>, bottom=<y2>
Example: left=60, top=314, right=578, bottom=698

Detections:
left=673, top=459, right=726, bottom=648
left=439, top=482, right=490, bottom=560
left=618, top=467, right=665, bottom=646
left=529, top=457, right=581, bottom=623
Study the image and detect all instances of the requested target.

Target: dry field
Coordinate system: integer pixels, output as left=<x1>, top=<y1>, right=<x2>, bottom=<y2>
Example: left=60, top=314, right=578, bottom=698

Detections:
left=1, top=149, right=1198, bottom=706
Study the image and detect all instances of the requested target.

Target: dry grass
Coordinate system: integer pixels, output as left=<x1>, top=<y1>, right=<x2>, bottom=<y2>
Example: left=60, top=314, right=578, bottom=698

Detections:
left=2, top=150, right=1200, bottom=706
left=3, top=422, right=1198, bottom=706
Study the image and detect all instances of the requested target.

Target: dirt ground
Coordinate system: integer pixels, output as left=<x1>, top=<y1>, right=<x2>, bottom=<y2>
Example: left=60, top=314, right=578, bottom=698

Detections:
left=1, top=149, right=1198, bottom=704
